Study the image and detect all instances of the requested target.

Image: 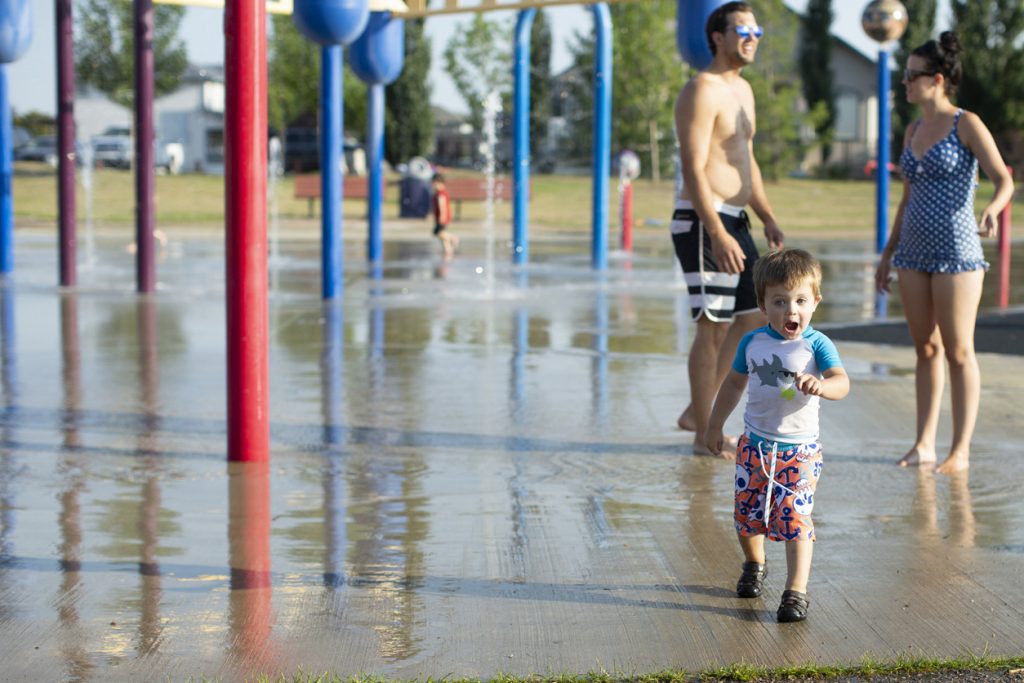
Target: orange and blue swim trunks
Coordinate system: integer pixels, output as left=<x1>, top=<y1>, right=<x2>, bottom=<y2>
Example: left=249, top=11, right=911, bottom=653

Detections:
left=734, top=433, right=823, bottom=542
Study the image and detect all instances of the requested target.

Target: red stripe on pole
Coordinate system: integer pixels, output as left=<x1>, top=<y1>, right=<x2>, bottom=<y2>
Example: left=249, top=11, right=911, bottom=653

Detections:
left=225, top=0, right=269, bottom=462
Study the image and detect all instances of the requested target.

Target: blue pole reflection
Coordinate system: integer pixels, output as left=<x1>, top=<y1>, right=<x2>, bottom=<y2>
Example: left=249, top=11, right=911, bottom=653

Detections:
left=592, top=284, right=609, bottom=425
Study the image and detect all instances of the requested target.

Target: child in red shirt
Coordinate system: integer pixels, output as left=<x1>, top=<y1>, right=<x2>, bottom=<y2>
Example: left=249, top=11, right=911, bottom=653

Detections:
left=432, top=173, right=459, bottom=259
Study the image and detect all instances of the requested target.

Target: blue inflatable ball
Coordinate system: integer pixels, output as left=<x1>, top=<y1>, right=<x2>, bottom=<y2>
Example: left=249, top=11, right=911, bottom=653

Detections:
left=349, top=12, right=404, bottom=86
left=293, top=0, right=369, bottom=47
left=676, top=0, right=725, bottom=71
left=0, top=0, right=31, bottom=64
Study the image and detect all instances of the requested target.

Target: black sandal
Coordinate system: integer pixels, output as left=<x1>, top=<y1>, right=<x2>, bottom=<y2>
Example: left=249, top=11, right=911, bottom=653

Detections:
left=777, top=589, right=809, bottom=622
left=735, top=561, right=766, bottom=598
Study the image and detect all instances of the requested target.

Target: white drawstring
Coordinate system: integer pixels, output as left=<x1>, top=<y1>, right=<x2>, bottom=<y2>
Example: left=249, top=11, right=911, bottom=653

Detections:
left=757, top=439, right=799, bottom=528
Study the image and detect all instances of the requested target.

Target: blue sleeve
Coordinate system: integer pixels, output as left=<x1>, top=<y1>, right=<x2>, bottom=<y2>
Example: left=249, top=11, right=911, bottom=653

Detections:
left=810, top=331, right=843, bottom=372
left=731, top=330, right=756, bottom=374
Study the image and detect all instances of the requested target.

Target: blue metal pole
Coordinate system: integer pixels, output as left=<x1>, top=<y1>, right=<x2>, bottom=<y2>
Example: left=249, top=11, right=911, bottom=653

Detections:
left=367, top=83, right=384, bottom=263
left=512, top=8, right=535, bottom=266
left=874, top=48, right=890, bottom=319
left=0, top=67, right=12, bottom=274
left=321, top=45, right=343, bottom=299
left=590, top=3, right=612, bottom=271
left=875, top=49, right=890, bottom=255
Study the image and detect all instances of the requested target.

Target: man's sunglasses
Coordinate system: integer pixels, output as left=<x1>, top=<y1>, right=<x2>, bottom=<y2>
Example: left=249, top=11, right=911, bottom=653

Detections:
left=903, top=68, right=936, bottom=82
left=733, top=25, right=764, bottom=39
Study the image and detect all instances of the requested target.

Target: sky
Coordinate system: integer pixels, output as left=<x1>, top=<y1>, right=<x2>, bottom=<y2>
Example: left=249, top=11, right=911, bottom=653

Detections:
left=7, top=0, right=953, bottom=121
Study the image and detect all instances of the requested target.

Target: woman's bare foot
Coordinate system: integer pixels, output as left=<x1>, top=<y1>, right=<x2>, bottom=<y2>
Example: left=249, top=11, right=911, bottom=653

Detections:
left=676, top=405, right=696, bottom=431
left=897, top=446, right=936, bottom=468
left=936, top=451, right=970, bottom=475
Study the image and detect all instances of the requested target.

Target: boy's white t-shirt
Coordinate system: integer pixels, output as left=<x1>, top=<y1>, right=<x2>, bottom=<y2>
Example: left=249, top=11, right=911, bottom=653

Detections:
left=731, top=324, right=843, bottom=444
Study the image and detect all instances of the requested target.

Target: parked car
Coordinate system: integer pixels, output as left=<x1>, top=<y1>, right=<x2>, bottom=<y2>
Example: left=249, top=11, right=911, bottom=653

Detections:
left=92, top=125, right=133, bottom=169
left=17, top=134, right=59, bottom=166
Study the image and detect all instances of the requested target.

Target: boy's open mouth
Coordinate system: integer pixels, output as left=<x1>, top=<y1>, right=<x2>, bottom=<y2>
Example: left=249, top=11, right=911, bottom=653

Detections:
left=785, top=321, right=799, bottom=333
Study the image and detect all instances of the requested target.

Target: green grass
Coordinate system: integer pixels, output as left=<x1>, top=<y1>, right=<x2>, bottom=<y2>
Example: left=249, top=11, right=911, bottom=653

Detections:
left=13, top=162, right=1020, bottom=238
left=175, top=653, right=1024, bottom=683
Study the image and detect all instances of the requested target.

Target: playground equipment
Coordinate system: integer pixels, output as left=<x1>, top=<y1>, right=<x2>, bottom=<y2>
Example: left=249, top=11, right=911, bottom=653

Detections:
left=349, top=11, right=405, bottom=265
left=291, top=0, right=371, bottom=299
left=0, top=0, right=31, bottom=275
left=862, top=0, right=908, bottom=257
left=861, top=0, right=907, bottom=319
left=617, top=150, right=640, bottom=252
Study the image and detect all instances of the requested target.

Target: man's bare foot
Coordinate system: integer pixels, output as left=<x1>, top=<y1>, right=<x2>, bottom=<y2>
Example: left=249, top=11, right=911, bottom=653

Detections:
left=692, top=434, right=739, bottom=460
left=676, top=405, right=696, bottom=431
left=897, top=446, right=936, bottom=468
left=936, top=451, right=970, bottom=475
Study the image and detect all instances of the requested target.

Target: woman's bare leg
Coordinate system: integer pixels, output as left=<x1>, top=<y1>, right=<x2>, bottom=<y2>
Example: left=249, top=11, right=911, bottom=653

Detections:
left=896, top=269, right=943, bottom=467
left=932, top=271, right=984, bottom=474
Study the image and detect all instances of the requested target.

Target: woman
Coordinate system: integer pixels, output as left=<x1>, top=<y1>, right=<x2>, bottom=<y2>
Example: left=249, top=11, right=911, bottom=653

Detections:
left=875, top=32, right=1014, bottom=474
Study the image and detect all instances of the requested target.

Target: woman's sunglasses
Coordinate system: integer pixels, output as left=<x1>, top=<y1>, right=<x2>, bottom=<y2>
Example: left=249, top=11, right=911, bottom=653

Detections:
left=903, top=68, right=936, bottom=82
left=733, top=25, right=764, bottom=40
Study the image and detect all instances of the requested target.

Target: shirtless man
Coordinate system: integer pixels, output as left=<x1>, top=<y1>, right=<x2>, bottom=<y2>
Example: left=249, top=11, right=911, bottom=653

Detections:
left=672, top=1, right=784, bottom=457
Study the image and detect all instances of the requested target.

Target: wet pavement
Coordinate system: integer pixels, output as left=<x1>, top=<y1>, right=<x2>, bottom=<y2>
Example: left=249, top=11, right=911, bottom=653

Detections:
left=1, top=231, right=1023, bottom=681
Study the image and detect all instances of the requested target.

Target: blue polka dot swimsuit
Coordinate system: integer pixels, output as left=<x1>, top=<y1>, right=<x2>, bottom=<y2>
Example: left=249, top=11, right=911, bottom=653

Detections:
left=894, top=109, right=988, bottom=273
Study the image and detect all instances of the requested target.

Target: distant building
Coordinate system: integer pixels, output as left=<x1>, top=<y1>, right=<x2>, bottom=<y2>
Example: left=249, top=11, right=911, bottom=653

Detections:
left=155, top=65, right=225, bottom=174
left=800, top=35, right=879, bottom=177
left=73, top=64, right=226, bottom=174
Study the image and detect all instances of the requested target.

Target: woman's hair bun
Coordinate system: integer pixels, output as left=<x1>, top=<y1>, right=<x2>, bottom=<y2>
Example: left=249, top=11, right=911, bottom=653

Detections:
left=939, top=31, right=961, bottom=58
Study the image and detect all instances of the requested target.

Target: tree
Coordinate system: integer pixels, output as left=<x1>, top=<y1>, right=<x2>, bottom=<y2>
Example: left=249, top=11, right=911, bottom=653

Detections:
left=951, top=0, right=1024, bottom=165
left=609, top=0, right=679, bottom=179
left=267, top=16, right=366, bottom=141
left=443, top=13, right=512, bottom=131
left=563, top=27, right=595, bottom=162
left=14, top=111, right=56, bottom=137
left=746, top=0, right=821, bottom=180
left=75, top=0, right=188, bottom=110
left=893, top=0, right=937, bottom=157
left=799, top=0, right=835, bottom=161
left=385, top=19, right=433, bottom=165
left=529, top=9, right=553, bottom=160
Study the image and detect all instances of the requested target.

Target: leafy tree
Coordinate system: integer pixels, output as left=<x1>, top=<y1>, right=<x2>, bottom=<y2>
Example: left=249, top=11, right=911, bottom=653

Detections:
left=75, top=0, right=187, bottom=110
left=14, top=111, right=55, bottom=137
left=951, top=0, right=1024, bottom=165
left=799, top=0, right=835, bottom=160
left=268, top=16, right=366, bottom=143
left=609, top=0, right=679, bottom=179
left=893, top=0, right=937, bottom=157
left=529, top=9, right=553, bottom=159
left=563, top=27, right=595, bottom=162
left=746, top=0, right=821, bottom=180
left=385, top=19, right=433, bottom=165
left=443, top=13, right=512, bottom=131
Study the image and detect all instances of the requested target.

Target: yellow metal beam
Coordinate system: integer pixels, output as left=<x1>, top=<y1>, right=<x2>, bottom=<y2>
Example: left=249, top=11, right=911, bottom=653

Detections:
left=155, top=0, right=294, bottom=14
left=154, top=0, right=636, bottom=18
left=403, top=0, right=639, bottom=18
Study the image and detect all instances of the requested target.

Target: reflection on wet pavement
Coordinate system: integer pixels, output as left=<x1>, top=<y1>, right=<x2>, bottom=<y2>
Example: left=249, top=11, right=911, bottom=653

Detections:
left=0, top=235, right=1022, bottom=679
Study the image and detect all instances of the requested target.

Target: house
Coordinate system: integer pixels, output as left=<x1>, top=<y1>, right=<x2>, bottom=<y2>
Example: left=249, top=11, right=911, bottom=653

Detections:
left=73, top=64, right=226, bottom=174
left=155, top=64, right=225, bottom=174
left=800, top=35, right=880, bottom=176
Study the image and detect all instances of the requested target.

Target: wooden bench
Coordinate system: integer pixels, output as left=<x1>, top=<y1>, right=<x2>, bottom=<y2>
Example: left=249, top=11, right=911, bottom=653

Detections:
left=445, top=177, right=524, bottom=220
left=294, top=174, right=375, bottom=217
left=293, top=173, right=527, bottom=220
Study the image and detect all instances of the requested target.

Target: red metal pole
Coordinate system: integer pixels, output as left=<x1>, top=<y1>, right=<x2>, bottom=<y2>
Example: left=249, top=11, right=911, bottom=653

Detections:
left=620, top=181, right=633, bottom=252
left=224, top=0, right=269, bottom=462
left=997, top=166, right=1013, bottom=310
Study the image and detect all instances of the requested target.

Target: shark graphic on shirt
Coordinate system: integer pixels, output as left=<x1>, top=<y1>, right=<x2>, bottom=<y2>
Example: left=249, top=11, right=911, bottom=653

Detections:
left=750, top=354, right=798, bottom=399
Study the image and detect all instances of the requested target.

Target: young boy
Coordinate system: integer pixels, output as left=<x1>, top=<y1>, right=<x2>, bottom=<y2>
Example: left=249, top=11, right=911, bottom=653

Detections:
left=431, top=172, right=459, bottom=259
left=704, top=249, right=849, bottom=623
